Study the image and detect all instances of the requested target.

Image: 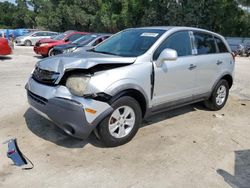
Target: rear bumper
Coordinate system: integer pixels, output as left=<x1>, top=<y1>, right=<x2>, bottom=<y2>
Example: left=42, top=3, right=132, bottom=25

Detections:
left=26, top=78, right=113, bottom=139
left=0, top=45, right=12, bottom=55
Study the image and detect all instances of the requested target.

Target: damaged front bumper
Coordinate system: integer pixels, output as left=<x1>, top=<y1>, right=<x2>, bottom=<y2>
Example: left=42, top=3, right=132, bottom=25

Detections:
left=25, top=77, right=113, bottom=139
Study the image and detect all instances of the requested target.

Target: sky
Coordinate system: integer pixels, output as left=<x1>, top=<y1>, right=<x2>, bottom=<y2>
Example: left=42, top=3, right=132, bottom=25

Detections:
left=0, top=0, right=15, bottom=4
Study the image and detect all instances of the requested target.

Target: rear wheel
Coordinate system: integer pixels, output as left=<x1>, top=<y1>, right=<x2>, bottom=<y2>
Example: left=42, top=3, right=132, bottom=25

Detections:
left=24, top=40, right=32, bottom=46
left=204, top=79, right=229, bottom=111
left=98, top=96, right=142, bottom=147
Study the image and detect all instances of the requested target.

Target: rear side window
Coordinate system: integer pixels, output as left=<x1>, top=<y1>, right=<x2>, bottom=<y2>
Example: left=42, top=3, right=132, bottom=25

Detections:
left=193, top=32, right=216, bottom=55
left=215, top=37, right=229, bottom=53
left=153, top=31, right=192, bottom=60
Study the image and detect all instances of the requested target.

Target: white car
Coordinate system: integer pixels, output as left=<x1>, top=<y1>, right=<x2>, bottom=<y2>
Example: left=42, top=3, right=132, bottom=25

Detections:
left=15, top=31, right=58, bottom=46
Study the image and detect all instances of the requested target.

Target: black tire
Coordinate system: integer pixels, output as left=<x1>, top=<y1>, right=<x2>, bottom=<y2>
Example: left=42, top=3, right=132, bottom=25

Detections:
left=48, top=48, right=55, bottom=57
left=98, top=96, right=142, bottom=147
left=204, top=79, right=229, bottom=111
left=24, top=40, right=32, bottom=46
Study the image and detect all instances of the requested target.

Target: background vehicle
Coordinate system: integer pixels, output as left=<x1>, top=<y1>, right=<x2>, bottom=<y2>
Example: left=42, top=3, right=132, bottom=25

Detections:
left=231, top=43, right=250, bottom=57
left=0, top=37, right=12, bottom=55
left=26, top=27, right=234, bottom=147
left=52, top=33, right=111, bottom=55
left=33, top=31, right=88, bottom=57
left=15, top=31, right=58, bottom=46
left=245, top=46, right=250, bottom=57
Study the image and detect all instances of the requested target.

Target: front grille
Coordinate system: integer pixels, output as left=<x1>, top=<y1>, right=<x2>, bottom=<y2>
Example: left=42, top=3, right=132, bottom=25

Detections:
left=28, top=90, right=48, bottom=106
left=32, top=67, right=60, bottom=85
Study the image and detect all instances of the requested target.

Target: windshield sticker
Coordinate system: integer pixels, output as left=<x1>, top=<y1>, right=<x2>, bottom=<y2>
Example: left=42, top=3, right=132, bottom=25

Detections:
left=141, top=33, right=159, bottom=37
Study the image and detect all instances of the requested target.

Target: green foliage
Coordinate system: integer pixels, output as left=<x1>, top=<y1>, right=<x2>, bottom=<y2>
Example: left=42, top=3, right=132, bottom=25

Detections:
left=0, top=0, right=250, bottom=36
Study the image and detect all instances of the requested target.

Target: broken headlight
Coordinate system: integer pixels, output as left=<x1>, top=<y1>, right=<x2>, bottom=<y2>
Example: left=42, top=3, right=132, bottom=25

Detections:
left=66, top=75, right=90, bottom=96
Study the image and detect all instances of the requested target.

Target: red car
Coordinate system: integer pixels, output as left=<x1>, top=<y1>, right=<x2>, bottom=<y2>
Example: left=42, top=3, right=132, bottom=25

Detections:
left=0, top=37, right=12, bottom=55
left=34, top=31, right=88, bottom=57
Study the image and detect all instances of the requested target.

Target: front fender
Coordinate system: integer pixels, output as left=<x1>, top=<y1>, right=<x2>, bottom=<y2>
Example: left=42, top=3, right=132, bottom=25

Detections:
left=104, top=79, right=150, bottom=104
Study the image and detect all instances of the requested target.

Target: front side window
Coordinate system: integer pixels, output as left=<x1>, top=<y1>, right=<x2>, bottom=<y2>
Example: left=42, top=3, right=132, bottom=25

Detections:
left=73, top=34, right=97, bottom=45
left=94, top=29, right=165, bottom=57
left=32, top=32, right=43, bottom=37
left=215, top=37, right=229, bottom=53
left=53, top=33, right=67, bottom=40
left=68, top=34, right=84, bottom=42
left=193, top=32, right=216, bottom=55
left=153, top=31, right=192, bottom=60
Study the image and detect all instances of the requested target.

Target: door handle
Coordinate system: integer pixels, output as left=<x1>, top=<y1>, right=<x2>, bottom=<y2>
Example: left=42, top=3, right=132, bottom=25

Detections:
left=189, top=64, right=197, bottom=70
left=216, top=60, right=223, bottom=65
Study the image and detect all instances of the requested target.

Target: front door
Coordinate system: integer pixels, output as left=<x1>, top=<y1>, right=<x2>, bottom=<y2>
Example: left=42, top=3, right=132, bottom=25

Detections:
left=152, top=31, right=196, bottom=106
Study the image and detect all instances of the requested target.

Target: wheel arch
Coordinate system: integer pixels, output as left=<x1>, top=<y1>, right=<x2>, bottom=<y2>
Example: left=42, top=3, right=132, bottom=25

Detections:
left=221, top=74, right=233, bottom=89
left=212, top=73, right=233, bottom=92
left=109, top=89, right=148, bottom=118
left=24, top=39, right=32, bottom=46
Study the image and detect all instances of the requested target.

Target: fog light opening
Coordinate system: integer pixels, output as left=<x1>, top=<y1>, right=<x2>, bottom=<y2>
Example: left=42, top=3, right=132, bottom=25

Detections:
left=63, top=124, right=75, bottom=135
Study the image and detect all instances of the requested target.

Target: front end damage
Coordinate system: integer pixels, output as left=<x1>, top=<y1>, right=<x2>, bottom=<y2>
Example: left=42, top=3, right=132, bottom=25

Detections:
left=26, top=51, right=134, bottom=139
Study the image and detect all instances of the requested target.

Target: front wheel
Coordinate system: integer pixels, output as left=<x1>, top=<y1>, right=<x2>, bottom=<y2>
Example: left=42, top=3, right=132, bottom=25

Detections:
left=24, top=40, right=32, bottom=46
left=204, top=79, right=229, bottom=111
left=48, top=48, right=55, bottom=56
left=98, top=96, right=142, bottom=147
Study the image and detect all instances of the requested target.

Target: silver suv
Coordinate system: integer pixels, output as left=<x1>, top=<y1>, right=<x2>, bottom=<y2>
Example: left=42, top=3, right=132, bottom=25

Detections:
left=26, top=27, right=235, bottom=147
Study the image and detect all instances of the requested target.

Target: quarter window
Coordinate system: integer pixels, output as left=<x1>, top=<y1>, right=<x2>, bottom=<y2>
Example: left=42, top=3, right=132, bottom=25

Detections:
left=153, top=31, right=192, bottom=60
left=193, top=32, right=216, bottom=55
left=215, top=37, right=228, bottom=53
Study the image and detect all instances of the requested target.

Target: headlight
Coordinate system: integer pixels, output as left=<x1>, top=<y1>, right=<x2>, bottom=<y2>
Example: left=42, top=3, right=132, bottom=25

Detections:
left=73, top=47, right=81, bottom=52
left=40, top=43, right=49, bottom=47
left=63, top=47, right=77, bottom=53
left=66, top=75, right=90, bottom=96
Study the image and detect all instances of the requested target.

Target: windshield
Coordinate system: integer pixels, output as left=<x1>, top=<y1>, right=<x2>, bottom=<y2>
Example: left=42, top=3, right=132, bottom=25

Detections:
left=72, top=34, right=97, bottom=45
left=94, top=29, right=165, bottom=57
left=53, top=33, right=66, bottom=40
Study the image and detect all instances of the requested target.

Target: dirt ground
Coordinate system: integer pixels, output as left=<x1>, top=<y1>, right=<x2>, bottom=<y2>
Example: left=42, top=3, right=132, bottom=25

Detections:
left=0, top=46, right=250, bottom=188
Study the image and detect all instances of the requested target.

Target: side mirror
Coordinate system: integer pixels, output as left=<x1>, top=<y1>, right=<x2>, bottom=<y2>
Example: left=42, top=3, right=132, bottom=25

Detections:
left=155, top=48, right=178, bottom=67
left=64, top=38, right=69, bottom=42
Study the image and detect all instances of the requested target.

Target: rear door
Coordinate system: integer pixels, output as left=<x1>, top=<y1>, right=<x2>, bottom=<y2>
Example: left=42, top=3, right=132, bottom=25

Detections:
left=192, top=31, right=220, bottom=95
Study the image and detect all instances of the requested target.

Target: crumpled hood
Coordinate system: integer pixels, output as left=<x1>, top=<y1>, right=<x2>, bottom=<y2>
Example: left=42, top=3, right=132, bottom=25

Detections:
left=36, top=51, right=136, bottom=73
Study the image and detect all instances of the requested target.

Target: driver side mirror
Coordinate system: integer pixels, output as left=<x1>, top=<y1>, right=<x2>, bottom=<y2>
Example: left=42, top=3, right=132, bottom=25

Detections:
left=155, top=48, right=178, bottom=67
left=64, top=38, right=69, bottom=42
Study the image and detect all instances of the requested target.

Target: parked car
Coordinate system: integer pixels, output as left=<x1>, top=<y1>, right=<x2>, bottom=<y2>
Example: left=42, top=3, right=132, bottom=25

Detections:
left=245, top=45, right=250, bottom=57
left=26, top=27, right=235, bottom=147
left=52, top=33, right=112, bottom=55
left=0, top=37, right=12, bottom=55
left=33, top=31, right=88, bottom=57
left=15, top=31, right=58, bottom=46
